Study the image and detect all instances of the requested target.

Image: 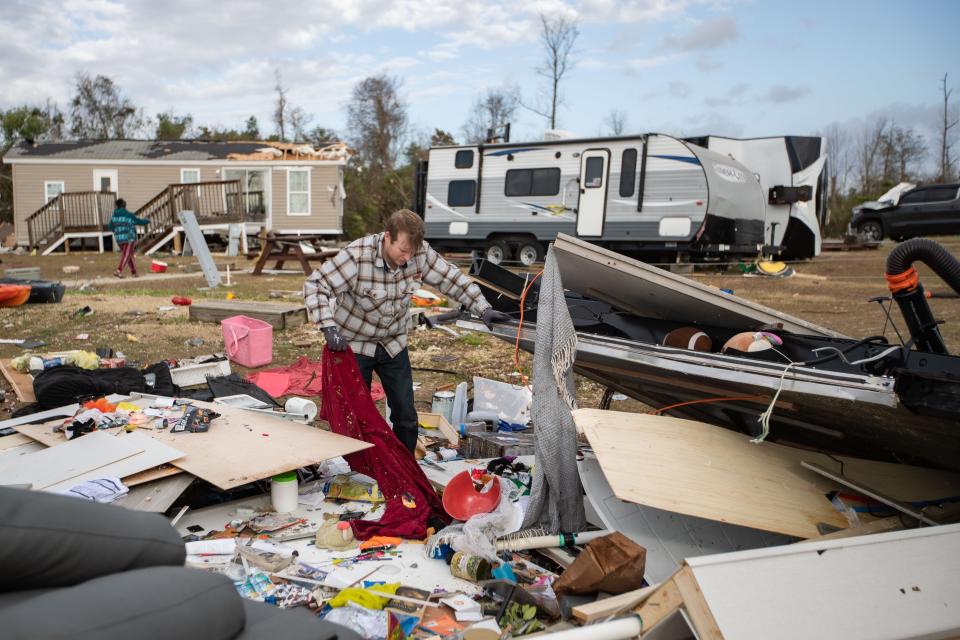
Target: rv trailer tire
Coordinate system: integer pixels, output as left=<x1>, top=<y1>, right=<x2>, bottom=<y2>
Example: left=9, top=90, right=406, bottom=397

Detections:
left=517, top=241, right=544, bottom=266
left=485, top=239, right=511, bottom=264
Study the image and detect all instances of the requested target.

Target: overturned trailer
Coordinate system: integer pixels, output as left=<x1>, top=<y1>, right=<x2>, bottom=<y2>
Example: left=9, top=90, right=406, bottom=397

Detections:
left=467, top=234, right=960, bottom=472
left=414, top=134, right=827, bottom=265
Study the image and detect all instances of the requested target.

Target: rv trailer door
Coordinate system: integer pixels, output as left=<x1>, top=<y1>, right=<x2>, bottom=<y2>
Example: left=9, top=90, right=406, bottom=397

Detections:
left=576, top=149, right=610, bottom=237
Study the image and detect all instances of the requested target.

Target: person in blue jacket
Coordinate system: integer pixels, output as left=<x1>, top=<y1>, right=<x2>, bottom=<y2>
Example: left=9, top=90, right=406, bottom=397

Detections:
left=108, top=198, right=149, bottom=278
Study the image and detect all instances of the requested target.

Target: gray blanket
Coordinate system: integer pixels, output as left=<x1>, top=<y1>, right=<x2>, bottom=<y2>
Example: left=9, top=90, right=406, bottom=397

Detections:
left=521, top=245, right=586, bottom=533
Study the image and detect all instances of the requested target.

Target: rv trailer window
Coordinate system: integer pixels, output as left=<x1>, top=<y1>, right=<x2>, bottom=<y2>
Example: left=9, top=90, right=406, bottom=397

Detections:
left=448, top=180, right=476, bottom=207
left=505, top=168, right=561, bottom=197
left=455, top=150, right=474, bottom=169
left=584, top=157, right=604, bottom=188
left=619, top=149, right=637, bottom=197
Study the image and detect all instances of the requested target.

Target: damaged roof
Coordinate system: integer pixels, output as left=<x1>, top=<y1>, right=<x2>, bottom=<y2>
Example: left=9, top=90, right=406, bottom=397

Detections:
left=3, top=139, right=349, bottom=162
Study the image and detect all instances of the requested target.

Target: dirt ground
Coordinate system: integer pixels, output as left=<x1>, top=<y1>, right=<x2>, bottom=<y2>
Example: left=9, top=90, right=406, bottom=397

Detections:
left=3, top=237, right=960, bottom=420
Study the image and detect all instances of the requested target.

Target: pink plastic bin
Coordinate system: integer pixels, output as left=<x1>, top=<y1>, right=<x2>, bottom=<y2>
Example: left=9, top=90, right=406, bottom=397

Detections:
left=221, top=315, right=273, bottom=368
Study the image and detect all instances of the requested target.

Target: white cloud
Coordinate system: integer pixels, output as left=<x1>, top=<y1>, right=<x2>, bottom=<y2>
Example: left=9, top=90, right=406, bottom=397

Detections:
left=626, top=53, right=683, bottom=72
left=764, top=85, right=811, bottom=103
left=661, top=16, right=738, bottom=51
left=669, top=81, right=692, bottom=98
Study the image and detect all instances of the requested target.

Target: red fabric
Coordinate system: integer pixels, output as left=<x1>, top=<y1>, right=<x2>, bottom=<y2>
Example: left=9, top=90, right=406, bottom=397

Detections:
left=320, top=346, right=447, bottom=540
left=246, top=355, right=385, bottom=400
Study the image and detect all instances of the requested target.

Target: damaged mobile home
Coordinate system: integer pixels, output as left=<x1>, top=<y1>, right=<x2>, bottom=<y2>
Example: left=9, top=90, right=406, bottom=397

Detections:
left=414, top=133, right=827, bottom=265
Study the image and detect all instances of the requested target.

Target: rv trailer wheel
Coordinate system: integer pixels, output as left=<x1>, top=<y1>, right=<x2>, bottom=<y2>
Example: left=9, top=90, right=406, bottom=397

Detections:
left=517, top=242, right=543, bottom=266
left=485, top=239, right=511, bottom=264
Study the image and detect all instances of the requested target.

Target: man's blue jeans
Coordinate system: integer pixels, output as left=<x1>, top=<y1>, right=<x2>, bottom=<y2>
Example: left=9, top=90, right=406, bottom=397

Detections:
left=354, top=345, right=418, bottom=453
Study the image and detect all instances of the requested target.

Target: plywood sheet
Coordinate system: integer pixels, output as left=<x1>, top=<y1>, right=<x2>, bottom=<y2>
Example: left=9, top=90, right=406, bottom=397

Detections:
left=189, top=300, right=306, bottom=329
left=115, top=473, right=195, bottom=512
left=553, top=233, right=844, bottom=337
left=0, top=432, right=33, bottom=451
left=44, top=432, right=184, bottom=493
left=0, top=431, right=144, bottom=490
left=575, top=409, right=960, bottom=539
left=0, top=358, right=35, bottom=403
left=20, top=397, right=371, bottom=490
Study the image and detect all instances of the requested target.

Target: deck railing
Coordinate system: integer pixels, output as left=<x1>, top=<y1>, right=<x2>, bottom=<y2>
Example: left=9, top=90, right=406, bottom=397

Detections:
left=26, top=191, right=116, bottom=248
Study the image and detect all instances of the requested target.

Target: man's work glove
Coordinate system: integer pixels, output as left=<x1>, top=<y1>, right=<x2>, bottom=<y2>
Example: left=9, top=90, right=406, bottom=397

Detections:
left=481, top=308, right=512, bottom=330
left=322, top=326, right=349, bottom=351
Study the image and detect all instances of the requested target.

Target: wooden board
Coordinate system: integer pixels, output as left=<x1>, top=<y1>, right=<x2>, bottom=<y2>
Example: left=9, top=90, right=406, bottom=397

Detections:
left=43, top=431, right=185, bottom=493
left=123, top=464, right=184, bottom=486
left=20, top=397, right=371, bottom=491
left=0, top=358, right=35, bottom=403
left=571, top=584, right=659, bottom=624
left=189, top=300, right=307, bottom=330
left=553, top=233, right=844, bottom=337
left=114, top=473, right=195, bottom=512
left=0, top=431, right=144, bottom=490
left=684, top=524, right=960, bottom=640
left=0, top=432, right=33, bottom=451
left=575, top=408, right=960, bottom=539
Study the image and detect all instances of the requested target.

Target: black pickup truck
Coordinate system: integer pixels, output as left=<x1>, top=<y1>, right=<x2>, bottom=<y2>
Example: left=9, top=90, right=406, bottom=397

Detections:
left=851, top=183, right=960, bottom=241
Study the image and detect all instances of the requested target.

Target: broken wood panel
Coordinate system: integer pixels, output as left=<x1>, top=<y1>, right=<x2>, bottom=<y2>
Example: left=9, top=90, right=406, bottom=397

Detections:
left=577, top=409, right=960, bottom=539
left=572, top=584, right=659, bottom=624
left=0, top=432, right=34, bottom=451
left=43, top=432, right=185, bottom=493
left=114, top=473, right=195, bottom=512
left=19, top=399, right=371, bottom=490
left=0, top=358, right=35, bottom=403
left=189, top=300, right=307, bottom=329
left=685, top=524, right=960, bottom=640
left=0, top=431, right=144, bottom=490
left=552, top=233, right=844, bottom=337
left=123, top=464, right=184, bottom=486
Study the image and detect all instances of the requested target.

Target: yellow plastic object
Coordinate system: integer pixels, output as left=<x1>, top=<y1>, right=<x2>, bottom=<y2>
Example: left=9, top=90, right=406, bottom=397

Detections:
left=327, top=583, right=400, bottom=609
left=67, top=350, right=101, bottom=370
left=115, top=402, right=140, bottom=412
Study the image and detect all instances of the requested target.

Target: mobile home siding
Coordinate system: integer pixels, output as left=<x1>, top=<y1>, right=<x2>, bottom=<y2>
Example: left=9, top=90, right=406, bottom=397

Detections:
left=11, top=163, right=216, bottom=245
left=270, top=165, right=342, bottom=233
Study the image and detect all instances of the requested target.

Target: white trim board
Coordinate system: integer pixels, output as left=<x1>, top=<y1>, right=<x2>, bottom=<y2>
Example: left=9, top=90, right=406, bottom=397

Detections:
left=0, top=431, right=144, bottom=490
left=685, top=523, right=960, bottom=640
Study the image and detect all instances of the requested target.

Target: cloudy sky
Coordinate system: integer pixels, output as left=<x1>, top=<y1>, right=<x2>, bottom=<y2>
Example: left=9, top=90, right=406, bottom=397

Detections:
left=0, top=0, right=957, bottom=148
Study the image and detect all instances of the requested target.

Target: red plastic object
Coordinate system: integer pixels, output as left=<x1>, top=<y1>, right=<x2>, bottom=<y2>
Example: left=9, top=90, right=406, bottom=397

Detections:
left=171, top=296, right=192, bottom=306
left=442, top=471, right=501, bottom=521
left=150, top=260, right=168, bottom=273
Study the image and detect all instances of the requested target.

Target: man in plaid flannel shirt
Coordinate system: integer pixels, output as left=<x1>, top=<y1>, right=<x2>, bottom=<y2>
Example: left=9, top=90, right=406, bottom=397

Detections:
left=305, top=209, right=510, bottom=452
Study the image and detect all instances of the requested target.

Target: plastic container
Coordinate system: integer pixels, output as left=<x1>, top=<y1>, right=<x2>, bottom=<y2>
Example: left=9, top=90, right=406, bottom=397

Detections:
left=271, top=472, right=299, bottom=513
left=150, top=260, right=168, bottom=273
left=221, top=315, right=273, bottom=368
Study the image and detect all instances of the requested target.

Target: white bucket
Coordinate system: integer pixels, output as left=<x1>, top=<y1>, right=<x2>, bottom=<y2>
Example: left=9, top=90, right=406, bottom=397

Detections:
left=271, top=472, right=299, bottom=513
left=431, top=391, right=455, bottom=424
left=284, top=396, right=318, bottom=422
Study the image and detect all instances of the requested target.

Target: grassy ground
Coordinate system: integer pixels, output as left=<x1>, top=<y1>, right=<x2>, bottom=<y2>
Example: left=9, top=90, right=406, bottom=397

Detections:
left=3, top=237, right=960, bottom=420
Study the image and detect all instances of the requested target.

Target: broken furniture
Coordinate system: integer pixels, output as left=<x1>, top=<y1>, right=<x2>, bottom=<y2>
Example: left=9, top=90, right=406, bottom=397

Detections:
left=251, top=234, right=339, bottom=276
left=467, top=233, right=960, bottom=472
left=0, top=486, right=359, bottom=640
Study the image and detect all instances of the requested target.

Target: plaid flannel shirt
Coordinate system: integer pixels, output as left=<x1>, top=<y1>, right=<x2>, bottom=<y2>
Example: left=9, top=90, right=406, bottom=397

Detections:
left=304, top=233, right=491, bottom=357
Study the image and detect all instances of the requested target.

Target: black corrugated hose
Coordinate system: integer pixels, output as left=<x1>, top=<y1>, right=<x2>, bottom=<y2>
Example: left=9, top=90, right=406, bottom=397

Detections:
left=886, top=238, right=960, bottom=295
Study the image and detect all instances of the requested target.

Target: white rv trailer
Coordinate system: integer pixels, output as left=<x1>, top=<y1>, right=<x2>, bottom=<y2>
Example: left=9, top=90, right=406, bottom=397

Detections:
left=412, top=133, right=827, bottom=264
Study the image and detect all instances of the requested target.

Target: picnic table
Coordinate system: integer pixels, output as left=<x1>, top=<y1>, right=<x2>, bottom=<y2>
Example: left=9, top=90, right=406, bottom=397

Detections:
left=251, top=234, right=340, bottom=275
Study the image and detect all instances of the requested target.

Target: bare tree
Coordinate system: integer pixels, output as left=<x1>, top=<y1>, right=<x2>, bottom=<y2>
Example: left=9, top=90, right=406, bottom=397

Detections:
left=346, top=74, right=407, bottom=171
left=462, top=87, right=518, bottom=143
left=603, top=109, right=628, bottom=136
left=819, top=123, right=854, bottom=200
left=939, top=73, right=958, bottom=182
left=854, top=116, right=889, bottom=194
left=288, top=106, right=312, bottom=142
left=880, top=125, right=926, bottom=183
left=69, top=73, right=147, bottom=138
left=273, top=69, right=289, bottom=142
left=522, top=13, right=579, bottom=129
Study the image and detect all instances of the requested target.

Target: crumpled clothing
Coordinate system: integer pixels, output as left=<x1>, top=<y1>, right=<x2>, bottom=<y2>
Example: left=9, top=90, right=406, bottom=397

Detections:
left=248, top=355, right=384, bottom=400
left=60, top=477, right=129, bottom=503
left=327, top=582, right=400, bottom=610
left=320, top=347, right=447, bottom=540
